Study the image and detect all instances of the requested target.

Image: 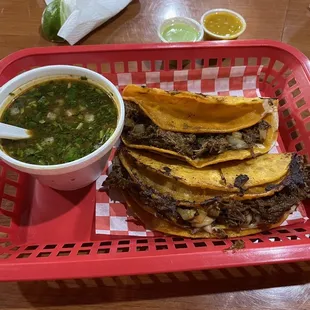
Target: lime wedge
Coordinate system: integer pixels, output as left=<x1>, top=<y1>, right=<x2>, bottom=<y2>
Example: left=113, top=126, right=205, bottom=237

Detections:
left=41, top=0, right=68, bottom=42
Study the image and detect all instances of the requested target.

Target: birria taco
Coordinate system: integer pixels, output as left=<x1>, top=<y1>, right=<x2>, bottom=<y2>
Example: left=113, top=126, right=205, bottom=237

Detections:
left=122, top=85, right=279, bottom=168
left=104, top=148, right=310, bottom=238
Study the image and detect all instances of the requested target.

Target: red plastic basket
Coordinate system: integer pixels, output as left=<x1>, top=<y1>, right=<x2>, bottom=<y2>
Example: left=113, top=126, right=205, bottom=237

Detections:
left=1, top=40, right=310, bottom=282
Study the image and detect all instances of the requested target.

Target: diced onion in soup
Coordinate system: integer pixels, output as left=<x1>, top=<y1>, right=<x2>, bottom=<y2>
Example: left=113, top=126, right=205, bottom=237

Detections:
left=10, top=107, right=20, bottom=116
left=0, top=78, right=117, bottom=165
left=66, top=109, right=73, bottom=117
left=47, top=112, right=56, bottom=120
left=85, top=113, right=95, bottom=122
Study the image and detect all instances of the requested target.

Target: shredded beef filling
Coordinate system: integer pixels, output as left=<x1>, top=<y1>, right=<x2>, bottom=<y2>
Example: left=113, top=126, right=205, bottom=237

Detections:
left=104, top=153, right=310, bottom=233
left=123, top=101, right=271, bottom=159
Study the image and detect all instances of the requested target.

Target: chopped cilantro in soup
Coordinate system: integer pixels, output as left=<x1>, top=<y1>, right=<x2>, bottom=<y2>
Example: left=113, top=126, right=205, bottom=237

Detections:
left=0, top=78, right=118, bottom=165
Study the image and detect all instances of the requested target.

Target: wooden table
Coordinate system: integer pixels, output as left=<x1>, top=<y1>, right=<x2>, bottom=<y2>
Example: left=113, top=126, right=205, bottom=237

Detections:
left=1, top=0, right=310, bottom=309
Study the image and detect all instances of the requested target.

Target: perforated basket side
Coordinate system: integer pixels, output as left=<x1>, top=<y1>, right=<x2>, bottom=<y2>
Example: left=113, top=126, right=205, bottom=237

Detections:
left=1, top=40, right=310, bottom=281
left=1, top=214, right=310, bottom=281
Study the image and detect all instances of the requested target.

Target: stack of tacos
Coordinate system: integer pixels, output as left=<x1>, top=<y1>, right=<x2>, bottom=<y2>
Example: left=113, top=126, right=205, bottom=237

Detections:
left=104, top=84, right=310, bottom=238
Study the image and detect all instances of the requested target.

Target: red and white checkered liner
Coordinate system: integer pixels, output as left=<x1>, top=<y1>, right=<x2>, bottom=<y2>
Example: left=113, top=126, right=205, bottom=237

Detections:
left=95, top=66, right=308, bottom=236
left=106, top=65, right=263, bottom=96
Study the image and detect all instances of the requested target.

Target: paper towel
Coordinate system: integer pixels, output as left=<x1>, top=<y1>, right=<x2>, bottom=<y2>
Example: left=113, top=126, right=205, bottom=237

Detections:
left=45, top=0, right=132, bottom=45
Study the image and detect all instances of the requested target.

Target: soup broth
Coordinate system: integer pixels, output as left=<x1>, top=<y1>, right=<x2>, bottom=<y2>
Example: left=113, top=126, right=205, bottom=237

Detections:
left=0, top=78, right=118, bottom=165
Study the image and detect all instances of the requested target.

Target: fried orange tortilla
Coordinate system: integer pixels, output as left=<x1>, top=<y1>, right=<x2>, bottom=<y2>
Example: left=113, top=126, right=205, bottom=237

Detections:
left=122, top=111, right=279, bottom=168
left=123, top=84, right=278, bottom=133
left=123, top=148, right=292, bottom=192
left=124, top=193, right=291, bottom=239
left=119, top=149, right=287, bottom=203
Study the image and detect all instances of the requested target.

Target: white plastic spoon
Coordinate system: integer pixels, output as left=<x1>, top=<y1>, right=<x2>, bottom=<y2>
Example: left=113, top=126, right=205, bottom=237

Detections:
left=0, top=123, right=32, bottom=140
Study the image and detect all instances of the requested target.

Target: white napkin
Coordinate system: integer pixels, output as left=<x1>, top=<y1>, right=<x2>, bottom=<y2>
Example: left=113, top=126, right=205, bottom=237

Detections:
left=45, top=0, right=132, bottom=45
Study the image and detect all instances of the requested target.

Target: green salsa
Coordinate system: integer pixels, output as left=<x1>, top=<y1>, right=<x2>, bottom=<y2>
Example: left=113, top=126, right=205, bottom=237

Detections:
left=161, top=23, right=200, bottom=42
left=0, top=78, right=118, bottom=165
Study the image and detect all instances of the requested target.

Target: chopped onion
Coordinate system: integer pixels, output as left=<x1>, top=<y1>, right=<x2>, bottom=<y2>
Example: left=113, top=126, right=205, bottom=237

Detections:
left=177, top=208, right=196, bottom=221
left=85, top=113, right=94, bottom=122
left=191, top=211, right=215, bottom=228
left=203, top=225, right=214, bottom=233
left=10, top=107, right=20, bottom=116
left=227, top=134, right=248, bottom=149
left=47, top=112, right=56, bottom=120
left=190, top=210, right=207, bottom=224
left=66, top=109, right=73, bottom=117
left=76, top=122, right=83, bottom=130
left=56, top=99, right=64, bottom=105
left=42, top=137, right=54, bottom=145
left=246, top=215, right=260, bottom=228
left=232, top=131, right=243, bottom=139
left=132, top=124, right=145, bottom=135
left=259, top=129, right=267, bottom=141
left=246, top=214, right=252, bottom=225
left=192, top=217, right=214, bottom=228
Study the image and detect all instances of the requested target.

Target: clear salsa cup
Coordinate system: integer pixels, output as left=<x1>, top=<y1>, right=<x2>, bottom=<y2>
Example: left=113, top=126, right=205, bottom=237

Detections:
left=200, top=8, right=246, bottom=40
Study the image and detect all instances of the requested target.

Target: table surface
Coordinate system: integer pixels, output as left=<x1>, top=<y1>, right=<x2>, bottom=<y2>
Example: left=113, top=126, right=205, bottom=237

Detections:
left=1, top=0, right=310, bottom=309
